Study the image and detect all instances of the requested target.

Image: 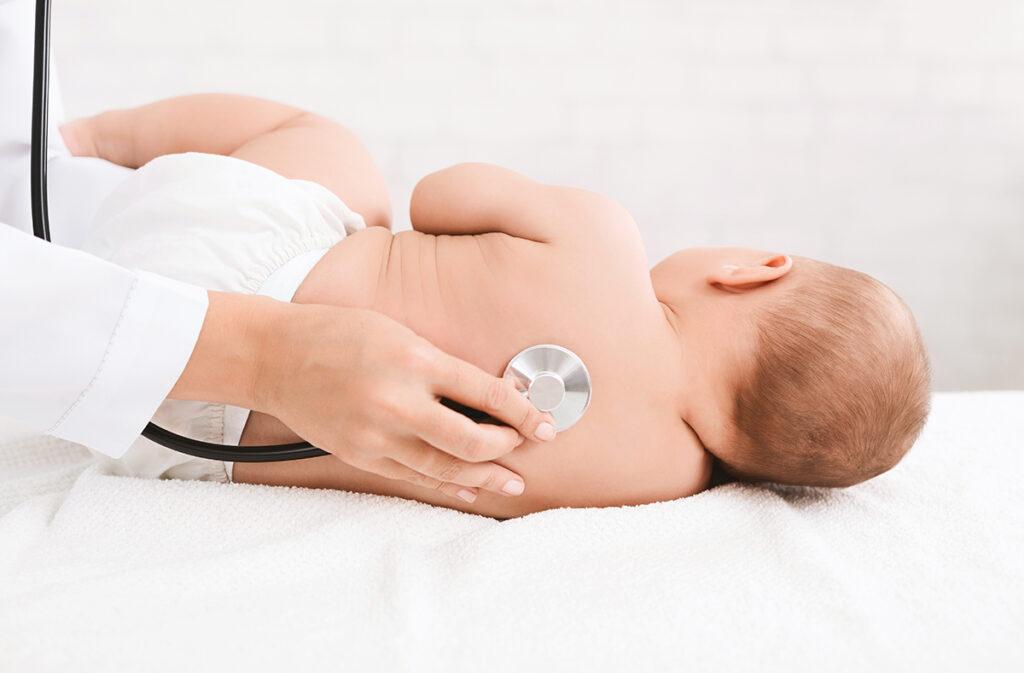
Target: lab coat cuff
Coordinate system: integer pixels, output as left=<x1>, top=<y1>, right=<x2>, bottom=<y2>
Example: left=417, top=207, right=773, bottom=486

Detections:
left=49, top=271, right=209, bottom=457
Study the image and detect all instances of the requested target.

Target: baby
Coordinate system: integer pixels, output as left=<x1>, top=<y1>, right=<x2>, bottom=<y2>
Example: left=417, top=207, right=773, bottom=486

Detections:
left=63, top=94, right=932, bottom=518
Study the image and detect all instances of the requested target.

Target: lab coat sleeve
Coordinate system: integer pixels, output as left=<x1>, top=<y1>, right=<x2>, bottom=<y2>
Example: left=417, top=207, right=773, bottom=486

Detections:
left=0, top=225, right=208, bottom=457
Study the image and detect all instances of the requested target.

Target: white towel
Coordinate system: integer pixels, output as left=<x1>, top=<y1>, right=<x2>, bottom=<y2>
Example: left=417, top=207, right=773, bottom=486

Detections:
left=0, top=391, right=1021, bottom=672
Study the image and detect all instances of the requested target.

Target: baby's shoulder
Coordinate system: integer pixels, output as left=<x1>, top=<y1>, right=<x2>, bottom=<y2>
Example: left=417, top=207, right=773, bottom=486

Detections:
left=500, top=184, right=652, bottom=299
left=546, top=186, right=646, bottom=256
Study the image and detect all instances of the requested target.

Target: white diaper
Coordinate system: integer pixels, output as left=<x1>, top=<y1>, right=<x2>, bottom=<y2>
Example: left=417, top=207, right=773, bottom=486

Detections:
left=80, top=152, right=365, bottom=483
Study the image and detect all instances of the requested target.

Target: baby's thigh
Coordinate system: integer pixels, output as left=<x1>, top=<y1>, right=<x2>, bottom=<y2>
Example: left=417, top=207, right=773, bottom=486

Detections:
left=230, top=117, right=391, bottom=228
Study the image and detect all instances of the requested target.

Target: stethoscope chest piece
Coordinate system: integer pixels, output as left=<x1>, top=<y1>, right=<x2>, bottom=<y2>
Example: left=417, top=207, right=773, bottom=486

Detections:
left=503, top=344, right=591, bottom=431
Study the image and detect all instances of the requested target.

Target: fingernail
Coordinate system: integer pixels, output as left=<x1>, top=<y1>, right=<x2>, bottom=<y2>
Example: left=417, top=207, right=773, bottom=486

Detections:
left=514, top=434, right=526, bottom=447
left=535, top=422, right=556, bottom=441
left=457, top=489, right=477, bottom=503
left=502, top=479, right=525, bottom=496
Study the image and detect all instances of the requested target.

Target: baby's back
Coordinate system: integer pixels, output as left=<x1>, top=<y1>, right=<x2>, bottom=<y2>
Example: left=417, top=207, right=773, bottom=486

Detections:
left=289, top=183, right=713, bottom=516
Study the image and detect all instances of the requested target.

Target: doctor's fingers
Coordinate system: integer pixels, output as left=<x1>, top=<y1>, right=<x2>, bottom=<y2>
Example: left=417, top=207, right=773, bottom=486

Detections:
left=431, top=352, right=556, bottom=444
left=414, top=403, right=527, bottom=462
left=361, top=457, right=480, bottom=504
left=390, top=439, right=526, bottom=499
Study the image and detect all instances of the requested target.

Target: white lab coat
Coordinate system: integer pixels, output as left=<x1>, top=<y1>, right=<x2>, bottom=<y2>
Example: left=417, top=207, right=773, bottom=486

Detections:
left=0, top=0, right=209, bottom=457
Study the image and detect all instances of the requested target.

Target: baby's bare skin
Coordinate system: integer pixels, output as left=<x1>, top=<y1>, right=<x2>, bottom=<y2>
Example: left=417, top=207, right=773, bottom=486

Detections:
left=70, top=94, right=799, bottom=517
left=235, top=167, right=713, bottom=518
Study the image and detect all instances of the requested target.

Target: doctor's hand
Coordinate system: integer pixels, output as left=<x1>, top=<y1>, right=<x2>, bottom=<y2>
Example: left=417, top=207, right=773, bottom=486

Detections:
left=170, top=292, right=555, bottom=503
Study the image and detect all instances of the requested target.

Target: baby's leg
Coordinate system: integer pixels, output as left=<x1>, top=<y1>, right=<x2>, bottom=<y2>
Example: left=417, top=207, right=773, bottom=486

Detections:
left=227, top=110, right=392, bottom=229
left=63, top=94, right=392, bottom=230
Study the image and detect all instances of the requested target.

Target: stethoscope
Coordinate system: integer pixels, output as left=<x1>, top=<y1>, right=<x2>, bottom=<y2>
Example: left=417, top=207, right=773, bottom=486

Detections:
left=26, top=0, right=591, bottom=462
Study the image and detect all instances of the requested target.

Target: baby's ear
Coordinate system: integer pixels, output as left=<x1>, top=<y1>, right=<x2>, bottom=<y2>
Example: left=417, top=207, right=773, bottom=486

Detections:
left=706, top=254, right=792, bottom=291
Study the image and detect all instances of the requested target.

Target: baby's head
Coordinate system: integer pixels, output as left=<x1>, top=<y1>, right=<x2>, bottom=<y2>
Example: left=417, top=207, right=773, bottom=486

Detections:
left=652, top=248, right=931, bottom=488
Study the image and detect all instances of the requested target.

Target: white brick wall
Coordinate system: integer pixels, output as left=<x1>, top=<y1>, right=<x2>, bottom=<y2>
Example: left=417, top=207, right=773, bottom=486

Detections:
left=52, top=0, right=1024, bottom=389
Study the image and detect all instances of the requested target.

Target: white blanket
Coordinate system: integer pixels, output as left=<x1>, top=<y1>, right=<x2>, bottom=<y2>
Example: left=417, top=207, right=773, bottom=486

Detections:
left=1, top=391, right=1021, bottom=672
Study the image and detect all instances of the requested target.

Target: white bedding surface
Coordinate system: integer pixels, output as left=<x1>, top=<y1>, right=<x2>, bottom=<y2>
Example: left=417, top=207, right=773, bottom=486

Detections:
left=1, top=391, right=1021, bottom=672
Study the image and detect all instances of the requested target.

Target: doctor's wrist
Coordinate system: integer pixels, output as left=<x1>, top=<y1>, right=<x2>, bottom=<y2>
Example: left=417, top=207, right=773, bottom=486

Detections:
left=169, top=290, right=283, bottom=410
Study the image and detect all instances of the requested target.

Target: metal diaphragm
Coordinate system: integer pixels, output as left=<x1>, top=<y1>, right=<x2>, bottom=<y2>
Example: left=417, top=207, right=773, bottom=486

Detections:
left=502, top=344, right=592, bottom=432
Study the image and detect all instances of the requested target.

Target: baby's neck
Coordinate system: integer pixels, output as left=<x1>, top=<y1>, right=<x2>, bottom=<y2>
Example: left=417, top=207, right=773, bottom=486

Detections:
left=658, top=299, right=734, bottom=453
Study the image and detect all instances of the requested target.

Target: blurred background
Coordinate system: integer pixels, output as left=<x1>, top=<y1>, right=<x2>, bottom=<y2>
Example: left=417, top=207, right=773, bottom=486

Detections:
left=53, top=0, right=1023, bottom=390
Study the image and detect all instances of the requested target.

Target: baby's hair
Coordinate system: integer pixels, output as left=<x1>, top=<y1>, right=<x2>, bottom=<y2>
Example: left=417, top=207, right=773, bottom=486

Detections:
left=726, top=258, right=931, bottom=487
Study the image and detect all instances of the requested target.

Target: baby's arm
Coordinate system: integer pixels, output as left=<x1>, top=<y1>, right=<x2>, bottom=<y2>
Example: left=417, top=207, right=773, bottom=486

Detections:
left=61, top=94, right=390, bottom=227
left=411, top=163, right=634, bottom=244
